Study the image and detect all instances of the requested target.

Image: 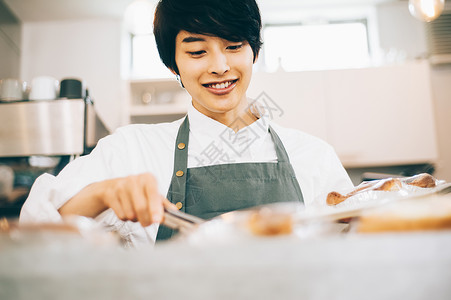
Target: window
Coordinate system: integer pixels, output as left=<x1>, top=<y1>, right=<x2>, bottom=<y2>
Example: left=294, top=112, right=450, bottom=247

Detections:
left=129, top=20, right=371, bottom=77
left=263, top=20, right=371, bottom=72
left=131, top=34, right=173, bottom=78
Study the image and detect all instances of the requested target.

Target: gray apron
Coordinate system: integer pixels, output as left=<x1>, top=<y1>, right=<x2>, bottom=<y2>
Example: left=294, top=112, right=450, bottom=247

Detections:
left=156, top=117, right=303, bottom=241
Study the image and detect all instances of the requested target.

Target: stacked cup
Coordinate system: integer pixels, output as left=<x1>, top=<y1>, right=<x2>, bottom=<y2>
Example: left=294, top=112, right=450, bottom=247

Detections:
left=59, top=78, right=85, bottom=99
left=2, top=76, right=87, bottom=101
left=0, top=78, right=29, bottom=101
left=29, top=76, right=59, bottom=101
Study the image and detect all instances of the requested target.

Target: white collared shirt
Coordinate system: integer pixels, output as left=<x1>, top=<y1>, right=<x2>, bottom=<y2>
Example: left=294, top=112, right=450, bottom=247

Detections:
left=187, top=103, right=278, bottom=167
left=20, top=103, right=353, bottom=248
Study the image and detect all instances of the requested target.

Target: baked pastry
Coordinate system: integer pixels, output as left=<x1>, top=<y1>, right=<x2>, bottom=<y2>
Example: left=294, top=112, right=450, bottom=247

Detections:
left=327, top=174, right=439, bottom=206
left=327, top=178, right=402, bottom=206
left=356, top=195, right=451, bottom=233
left=376, top=178, right=403, bottom=191
left=326, top=191, right=348, bottom=206
left=0, top=217, right=9, bottom=232
left=247, top=208, right=293, bottom=236
left=404, top=173, right=436, bottom=188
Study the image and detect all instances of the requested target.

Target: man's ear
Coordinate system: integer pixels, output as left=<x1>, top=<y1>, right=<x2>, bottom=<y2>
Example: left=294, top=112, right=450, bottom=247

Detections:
left=169, top=68, right=178, bottom=76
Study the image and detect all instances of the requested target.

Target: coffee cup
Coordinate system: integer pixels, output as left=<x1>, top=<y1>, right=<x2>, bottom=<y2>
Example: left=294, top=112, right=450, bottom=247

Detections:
left=0, top=78, right=27, bottom=101
left=29, top=76, right=59, bottom=101
left=59, top=78, right=85, bottom=99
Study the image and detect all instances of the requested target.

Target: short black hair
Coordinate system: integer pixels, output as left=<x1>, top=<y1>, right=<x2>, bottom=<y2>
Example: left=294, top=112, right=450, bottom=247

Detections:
left=153, top=0, right=263, bottom=75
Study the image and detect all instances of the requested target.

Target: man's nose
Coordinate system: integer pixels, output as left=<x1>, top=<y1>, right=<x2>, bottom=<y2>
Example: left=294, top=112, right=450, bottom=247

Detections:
left=208, top=52, right=230, bottom=75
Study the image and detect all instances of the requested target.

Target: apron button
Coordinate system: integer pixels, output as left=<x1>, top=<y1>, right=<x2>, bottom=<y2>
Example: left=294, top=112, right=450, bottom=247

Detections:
left=176, top=170, right=184, bottom=177
left=177, top=143, right=186, bottom=150
left=175, top=202, right=183, bottom=210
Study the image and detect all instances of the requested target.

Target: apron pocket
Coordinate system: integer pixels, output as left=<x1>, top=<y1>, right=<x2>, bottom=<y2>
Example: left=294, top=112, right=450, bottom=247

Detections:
left=185, top=185, right=204, bottom=207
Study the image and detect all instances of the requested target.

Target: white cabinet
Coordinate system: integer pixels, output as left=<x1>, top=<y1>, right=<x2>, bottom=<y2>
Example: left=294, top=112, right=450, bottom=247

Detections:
left=248, top=70, right=329, bottom=141
left=323, top=62, right=438, bottom=167
left=248, top=61, right=438, bottom=167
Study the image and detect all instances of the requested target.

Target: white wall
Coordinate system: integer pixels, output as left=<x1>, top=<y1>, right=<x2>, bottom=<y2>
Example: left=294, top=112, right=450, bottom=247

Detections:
left=376, top=2, right=428, bottom=60
left=0, top=2, right=21, bottom=79
left=20, top=18, right=125, bottom=131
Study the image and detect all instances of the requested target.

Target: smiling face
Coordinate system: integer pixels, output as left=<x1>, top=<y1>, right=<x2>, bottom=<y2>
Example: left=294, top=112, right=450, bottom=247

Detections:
left=174, top=30, right=256, bottom=124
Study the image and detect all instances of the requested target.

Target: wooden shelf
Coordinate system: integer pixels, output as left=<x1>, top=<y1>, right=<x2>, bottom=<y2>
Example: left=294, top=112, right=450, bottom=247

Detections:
left=129, top=77, right=177, bottom=84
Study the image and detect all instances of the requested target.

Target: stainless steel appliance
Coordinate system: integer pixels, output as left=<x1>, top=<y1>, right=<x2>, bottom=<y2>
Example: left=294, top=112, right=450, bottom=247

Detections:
left=0, top=98, right=109, bottom=217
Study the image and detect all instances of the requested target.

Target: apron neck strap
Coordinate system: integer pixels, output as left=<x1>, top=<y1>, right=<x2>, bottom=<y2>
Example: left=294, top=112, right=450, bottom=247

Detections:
left=268, top=125, right=290, bottom=163
left=172, top=116, right=190, bottom=175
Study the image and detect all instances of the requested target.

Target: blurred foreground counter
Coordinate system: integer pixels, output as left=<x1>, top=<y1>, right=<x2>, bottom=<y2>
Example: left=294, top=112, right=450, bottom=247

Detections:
left=1, top=232, right=451, bottom=300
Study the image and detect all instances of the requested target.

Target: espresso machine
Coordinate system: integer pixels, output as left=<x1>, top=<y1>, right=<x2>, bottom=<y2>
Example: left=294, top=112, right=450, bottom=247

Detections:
left=0, top=80, right=109, bottom=218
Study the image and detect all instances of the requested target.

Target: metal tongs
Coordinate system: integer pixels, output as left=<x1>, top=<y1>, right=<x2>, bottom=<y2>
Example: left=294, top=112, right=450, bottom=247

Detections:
left=162, top=207, right=205, bottom=234
left=161, top=183, right=451, bottom=235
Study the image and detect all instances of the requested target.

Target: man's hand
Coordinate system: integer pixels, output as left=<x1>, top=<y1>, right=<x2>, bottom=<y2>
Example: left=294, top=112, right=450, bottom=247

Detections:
left=59, top=173, right=176, bottom=227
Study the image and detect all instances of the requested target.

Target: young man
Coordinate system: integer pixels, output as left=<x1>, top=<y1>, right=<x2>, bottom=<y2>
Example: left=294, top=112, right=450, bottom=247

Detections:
left=20, top=0, right=353, bottom=247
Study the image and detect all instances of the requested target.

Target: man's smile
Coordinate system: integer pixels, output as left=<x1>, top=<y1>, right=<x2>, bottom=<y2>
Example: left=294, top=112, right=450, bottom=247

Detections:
left=202, top=79, right=238, bottom=89
left=202, top=79, right=238, bottom=95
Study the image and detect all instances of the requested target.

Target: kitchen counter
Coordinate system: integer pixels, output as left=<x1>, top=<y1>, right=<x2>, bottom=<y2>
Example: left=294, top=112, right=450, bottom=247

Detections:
left=1, top=232, right=450, bottom=300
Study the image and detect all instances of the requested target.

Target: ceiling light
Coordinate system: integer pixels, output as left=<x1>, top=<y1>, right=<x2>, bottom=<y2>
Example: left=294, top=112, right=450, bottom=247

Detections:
left=408, top=0, right=445, bottom=22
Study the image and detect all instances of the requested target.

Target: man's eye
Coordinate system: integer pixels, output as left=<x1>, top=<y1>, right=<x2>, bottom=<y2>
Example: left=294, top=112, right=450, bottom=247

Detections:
left=227, top=44, right=243, bottom=50
left=188, top=50, right=206, bottom=56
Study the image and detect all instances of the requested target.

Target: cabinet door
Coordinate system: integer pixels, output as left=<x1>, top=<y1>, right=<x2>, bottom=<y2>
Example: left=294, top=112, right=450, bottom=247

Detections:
left=248, top=70, right=328, bottom=141
left=323, top=62, right=438, bottom=167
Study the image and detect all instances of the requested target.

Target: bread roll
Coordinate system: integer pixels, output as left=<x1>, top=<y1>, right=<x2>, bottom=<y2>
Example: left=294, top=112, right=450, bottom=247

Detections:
left=405, top=173, right=436, bottom=188
left=327, top=178, right=402, bottom=206
left=357, top=195, right=451, bottom=233
left=247, top=209, right=293, bottom=236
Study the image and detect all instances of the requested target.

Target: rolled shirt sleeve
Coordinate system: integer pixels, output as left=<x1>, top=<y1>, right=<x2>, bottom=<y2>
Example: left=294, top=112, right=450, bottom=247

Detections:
left=19, top=129, right=161, bottom=247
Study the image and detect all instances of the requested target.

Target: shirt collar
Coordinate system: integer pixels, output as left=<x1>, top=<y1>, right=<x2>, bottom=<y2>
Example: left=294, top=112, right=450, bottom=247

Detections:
left=187, top=101, right=270, bottom=139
